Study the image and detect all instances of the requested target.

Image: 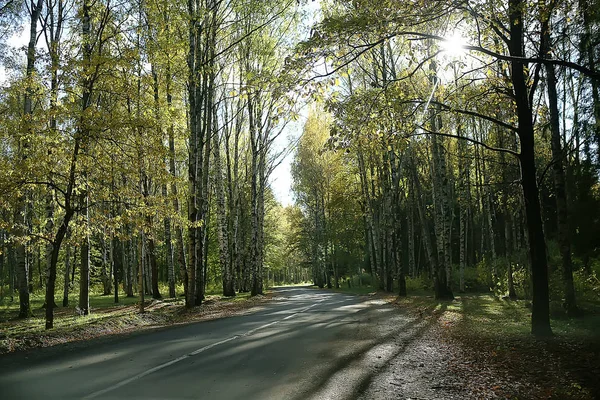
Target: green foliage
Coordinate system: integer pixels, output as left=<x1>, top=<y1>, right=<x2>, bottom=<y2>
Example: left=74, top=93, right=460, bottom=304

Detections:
left=406, top=275, right=432, bottom=292
left=450, top=266, right=483, bottom=292
left=352, top=273, right=373, bottom=287
left=570, top=267, right=600, bottom=306
left=474, top=258, right=494, bottom=291
left=511, top=265, right=531, bottom=300
left=469, top=254, right=529, bottom=298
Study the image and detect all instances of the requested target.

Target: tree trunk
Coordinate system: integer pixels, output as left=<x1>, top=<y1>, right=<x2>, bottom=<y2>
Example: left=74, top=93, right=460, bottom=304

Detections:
left=540, top=9, right=577, bottom=315
left=79, top=200, right=90, bottom=316
left=148, top=234, right=161, bottom=300
left=249, top=95, right=262, bottom=296
left=428, top=76, right=453, bottom=299
left=8, top=244, right=15, bottom=301
left=16, top=0, right=44, bottom=319
left=61, top=241, right=69, bottom=307
left=15, top=211, right=31, bottom=318
left=358, top=150, right=381, bottom=287
left=163, top=184, right=176, bottom=298
left=509, top=0, right=552, bottom=336
left=410, top=155, right=437, bottom=279
left=458, top=124, right=469, bottom=293
left=101, top=237, right=111, bottom=296
left=408, top=186, right=416, bottom=278
left=112, top=234, right=121, bottom=303
left=214, top=121, right=234, bottom=297
left=165, top=61, right=187, bottom=299
left=579, top=0, right=600, bottom=159
left=138, top=234, right=145, bottom=313
left=45, top=211, right=73, bottom=329
left=125, top=237, right=134, bottom=297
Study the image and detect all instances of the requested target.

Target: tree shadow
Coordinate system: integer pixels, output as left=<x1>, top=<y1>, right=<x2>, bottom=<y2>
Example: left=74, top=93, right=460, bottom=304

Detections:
left=289, top=302, right=449, bottom=400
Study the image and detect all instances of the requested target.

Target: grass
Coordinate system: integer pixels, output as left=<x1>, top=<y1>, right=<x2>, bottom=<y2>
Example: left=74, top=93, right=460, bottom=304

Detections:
left=0, top=283, right=272, bottom=354
left=324, top=281, right=600, bottom=338
left=1, top=288, right=172, bottom=321
left=330, top=283, right=379, bottom=296
left=0, top=288, right=178, bottom=350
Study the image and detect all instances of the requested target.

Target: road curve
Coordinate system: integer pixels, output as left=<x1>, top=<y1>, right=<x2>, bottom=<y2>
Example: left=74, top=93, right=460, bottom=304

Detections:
left=0, top=287, right=437, bottom=400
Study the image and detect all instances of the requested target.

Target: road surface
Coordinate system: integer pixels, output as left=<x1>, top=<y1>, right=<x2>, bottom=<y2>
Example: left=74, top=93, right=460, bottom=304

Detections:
left=0, top=287, right=458, bottom=400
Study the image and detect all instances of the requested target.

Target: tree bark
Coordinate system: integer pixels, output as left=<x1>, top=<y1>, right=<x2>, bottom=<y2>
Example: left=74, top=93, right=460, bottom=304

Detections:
left=186, top=0, right=199, bottom=308
left=410, top=155, right=437, bottom=280
left=16, top=0, right=44, bottom=319
left=163, top=184, right=176, bottom=298
left=458, top=123, right=469, bottom=293
left=540, top=7, right=577, bottom=315
left=509, top=0, right=552, bottom=336
left=428, top=60, right=453, bottom=300
left=214, top=115, right=235, bottom=296
left=62, top=241, right=70, bottom=307
left=45, top=209, right=73, bottom=328
left=249, top=93, right=263, bottom=296
left=79, top=196, right=90, bottom=316
left=112, top=234, right=121, bottom=303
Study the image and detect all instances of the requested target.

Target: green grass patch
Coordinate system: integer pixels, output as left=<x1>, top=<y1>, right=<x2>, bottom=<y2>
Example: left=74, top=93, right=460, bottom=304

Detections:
left=391, top=291, right=600, bottom=339
left=317, top=277, right=600, bottom=339
left=0, top=282, right=274, bottom=355
left=204, top=290, right=254, bottom=303
left=324, top=283, right=379, bottom=296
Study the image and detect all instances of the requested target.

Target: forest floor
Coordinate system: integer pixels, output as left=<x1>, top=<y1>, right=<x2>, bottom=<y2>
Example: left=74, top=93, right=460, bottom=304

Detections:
left=335, top=285, right=600, bottom=400
left=0, top=290, right=275, bottom=355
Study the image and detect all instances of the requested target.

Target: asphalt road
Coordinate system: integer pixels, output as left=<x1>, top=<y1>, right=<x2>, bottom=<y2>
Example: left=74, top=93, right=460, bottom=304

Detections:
left=0, top=287, right=436, bottom=400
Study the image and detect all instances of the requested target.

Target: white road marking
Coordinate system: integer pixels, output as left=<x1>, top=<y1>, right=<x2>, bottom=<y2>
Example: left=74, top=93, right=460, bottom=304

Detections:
left=83, top=300, right=324, bottom=399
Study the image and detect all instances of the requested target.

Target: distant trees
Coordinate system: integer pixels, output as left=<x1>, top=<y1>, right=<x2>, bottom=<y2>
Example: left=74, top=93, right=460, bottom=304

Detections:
left=291, top=109, right=365, bottom=289
left=288, top=0, right=600, bottom=336
left=0, top=0, right=302, bottom=328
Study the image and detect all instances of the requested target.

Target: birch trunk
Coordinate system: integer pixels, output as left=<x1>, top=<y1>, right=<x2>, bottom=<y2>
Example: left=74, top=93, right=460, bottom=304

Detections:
left=458, top=124, right=468, bottom=293
left=111, top=233, right=121, bottom=303
left=540, top=8, right=577, bottom=315
left=358, top=150, right=381, bottom=286
left=186, top=0, right=199, bottom=307
left=163, top=183, right=176, bottom=298
left=410, top=154, right=437, bottom=278
left=407, top=187, right=416, bottom=278
left=62, top=243, right=70, bottom=307
left=125, top=236, right=134, bottom=297
left=101, top=237, right=111, bottom=295
left=429, top=112, right=453, bottom=297
left=79, top=195, right=90, bottom=316
left=16, top=0, right=44, bottom=319
left=164, top=56, right=187, bottom=299
left=249, top=92, right=262, bottom=296
left=214, top=112, right=235, bottom=296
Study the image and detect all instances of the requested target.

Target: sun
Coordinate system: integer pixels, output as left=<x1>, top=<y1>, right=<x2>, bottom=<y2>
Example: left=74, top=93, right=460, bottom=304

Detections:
left=440, top=33, right=466, bottom=56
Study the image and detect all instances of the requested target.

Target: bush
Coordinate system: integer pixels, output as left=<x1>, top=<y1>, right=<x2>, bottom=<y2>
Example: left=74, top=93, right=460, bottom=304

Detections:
left=511, top=264, right=531, bottom=299
left=475, top=257, right=494, bottom=291
left=406, top=275, right=431, bottom=292
left=352, top=273, right=373, bottom=287
left=462, top=254, right=530, bottom=298
left=573, top=267, right=600, bottom=304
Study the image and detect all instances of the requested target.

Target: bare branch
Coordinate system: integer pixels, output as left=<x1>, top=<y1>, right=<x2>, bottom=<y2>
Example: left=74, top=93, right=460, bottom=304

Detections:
left=412, top=126, right=520, bottom=158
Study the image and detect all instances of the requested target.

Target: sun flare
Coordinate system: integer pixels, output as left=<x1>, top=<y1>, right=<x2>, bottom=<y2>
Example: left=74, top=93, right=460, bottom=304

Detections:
left=441, top=33, right=466, bottom=55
